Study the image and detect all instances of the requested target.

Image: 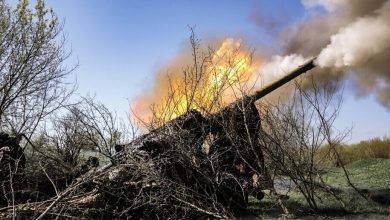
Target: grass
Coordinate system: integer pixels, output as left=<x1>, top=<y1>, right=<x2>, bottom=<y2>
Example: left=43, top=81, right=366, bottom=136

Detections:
left=322, top=158, right=390, bottom=188
left=245, top=158, right=390, bottom=219
left=246, top=190, right=390, bottom=219
left=243, top=137, right=390, bottom=219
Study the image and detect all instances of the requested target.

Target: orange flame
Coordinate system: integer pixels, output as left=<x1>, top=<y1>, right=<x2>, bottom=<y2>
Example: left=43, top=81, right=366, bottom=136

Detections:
left=131, top=38, right=261, bottom=123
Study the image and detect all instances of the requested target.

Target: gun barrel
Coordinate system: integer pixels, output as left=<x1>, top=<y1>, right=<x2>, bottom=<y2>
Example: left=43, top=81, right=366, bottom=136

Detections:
left=250, top=57, right=316, bottom=101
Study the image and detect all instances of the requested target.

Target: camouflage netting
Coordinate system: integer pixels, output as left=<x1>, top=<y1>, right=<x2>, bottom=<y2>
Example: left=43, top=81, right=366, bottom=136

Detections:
left=0, top=107, right=269, bottom=219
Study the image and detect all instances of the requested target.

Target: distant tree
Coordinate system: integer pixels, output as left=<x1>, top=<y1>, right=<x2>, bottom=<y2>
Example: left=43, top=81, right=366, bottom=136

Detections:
left=0, top=0, right=76, bottom=136
left=65, top=96, right=137, bottom=163
left=32, top=95, right=137, bottom=170
left=40, top=110, right=91, bottom=168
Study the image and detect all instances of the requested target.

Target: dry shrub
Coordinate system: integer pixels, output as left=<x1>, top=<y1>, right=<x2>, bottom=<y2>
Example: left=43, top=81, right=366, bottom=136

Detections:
left=317, top=137, right=390, bottom=167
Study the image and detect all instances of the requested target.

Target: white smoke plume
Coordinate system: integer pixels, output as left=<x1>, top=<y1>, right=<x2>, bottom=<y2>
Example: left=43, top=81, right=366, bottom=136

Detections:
left=275, top=0, right=390, bottom=107
left=317, top=1, right=390, bottom=68
left=252, top=54, right=306, bottom=89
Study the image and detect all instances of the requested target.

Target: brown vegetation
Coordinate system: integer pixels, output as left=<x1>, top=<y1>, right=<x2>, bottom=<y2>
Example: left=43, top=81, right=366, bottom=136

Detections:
left=316, top=137, right=390, bottom=167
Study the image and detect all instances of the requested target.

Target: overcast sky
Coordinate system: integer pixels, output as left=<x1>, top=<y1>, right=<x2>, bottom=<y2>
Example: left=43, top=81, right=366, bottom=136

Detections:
left=12, top=0, right=389, bottom=143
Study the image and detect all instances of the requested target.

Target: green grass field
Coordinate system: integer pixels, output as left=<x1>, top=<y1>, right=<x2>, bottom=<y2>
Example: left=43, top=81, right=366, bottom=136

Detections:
left=323, top=158, right=390, bottom=188
left=246, top=158, right=390, bottom=219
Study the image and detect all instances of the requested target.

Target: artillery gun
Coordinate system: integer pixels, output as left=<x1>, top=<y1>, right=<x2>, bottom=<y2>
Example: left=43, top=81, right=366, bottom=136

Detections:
left=0, top=59, right=316, bottom=219
left=122, top=57, right=317, bottom=211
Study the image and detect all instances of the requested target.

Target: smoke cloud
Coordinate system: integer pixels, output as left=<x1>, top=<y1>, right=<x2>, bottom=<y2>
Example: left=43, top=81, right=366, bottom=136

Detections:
left=279, top=0, right=390, bottom=107
left=317, top=2, right=390, bottom=68
left=250, top=54, right=306, bottom=88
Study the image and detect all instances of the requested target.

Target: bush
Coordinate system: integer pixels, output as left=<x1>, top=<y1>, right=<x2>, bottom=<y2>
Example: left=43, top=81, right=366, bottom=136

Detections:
left=316, top=137, right=390, bottom=167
